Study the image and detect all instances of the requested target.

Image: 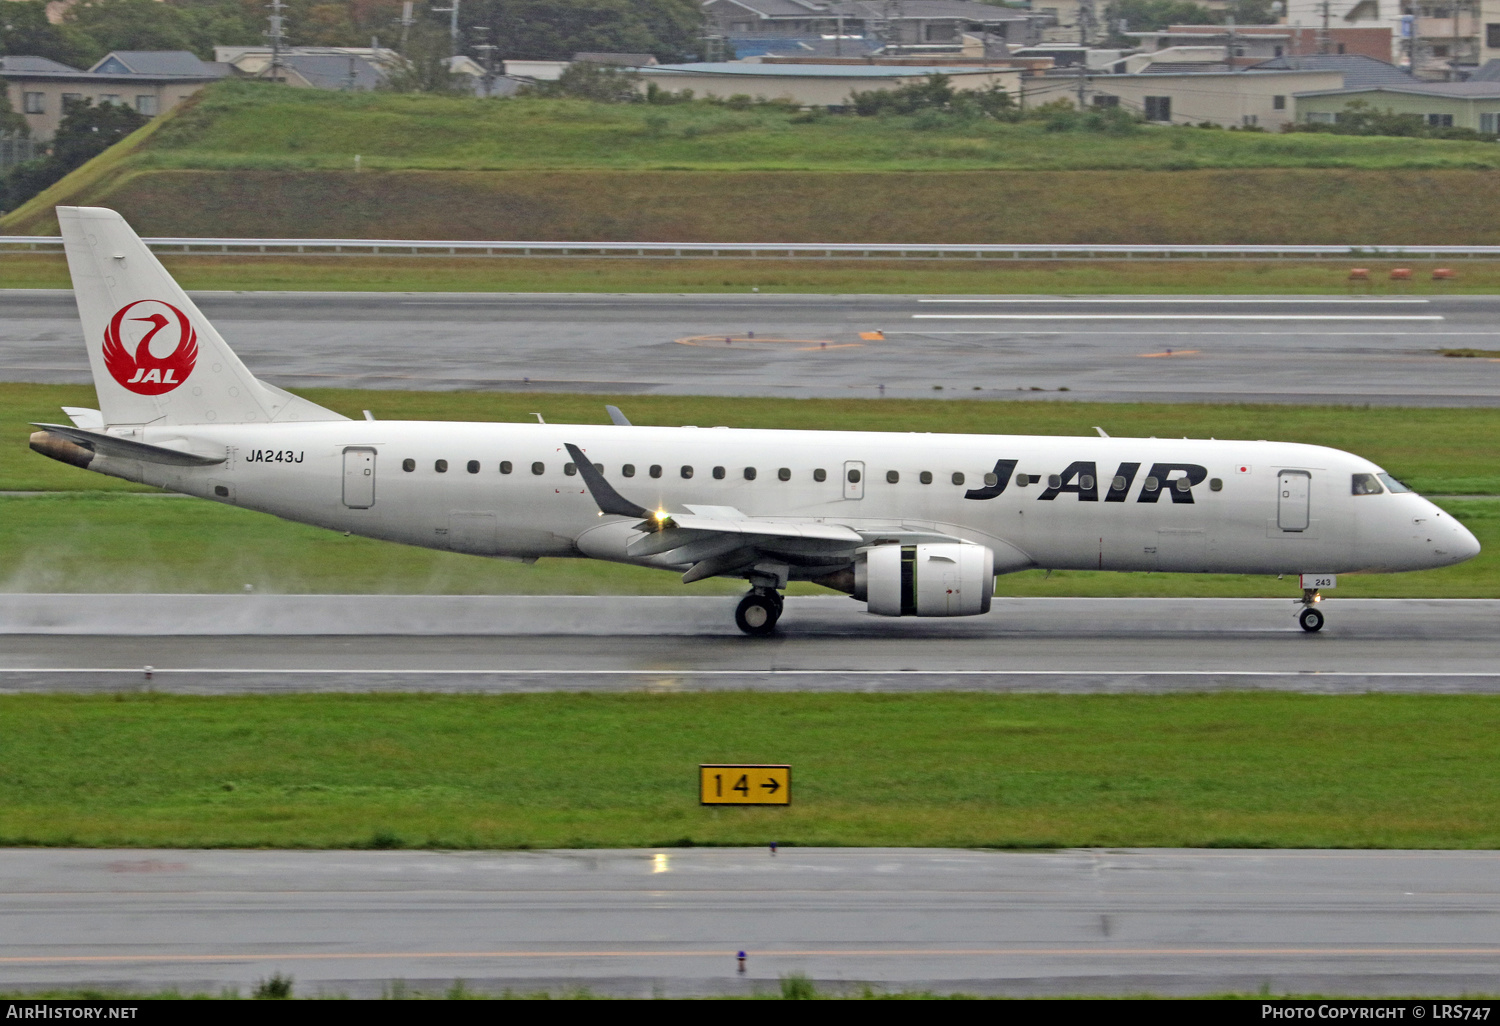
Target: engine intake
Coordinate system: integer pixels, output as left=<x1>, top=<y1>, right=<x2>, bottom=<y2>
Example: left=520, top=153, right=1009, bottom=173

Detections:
left=854, top=543, right=994, bottom=617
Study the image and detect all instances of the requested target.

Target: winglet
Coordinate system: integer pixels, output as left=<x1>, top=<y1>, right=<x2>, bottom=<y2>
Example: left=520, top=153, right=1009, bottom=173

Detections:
left=564, top=442, right=651, bottom=518
left=605, top=405, right=631, bottom=426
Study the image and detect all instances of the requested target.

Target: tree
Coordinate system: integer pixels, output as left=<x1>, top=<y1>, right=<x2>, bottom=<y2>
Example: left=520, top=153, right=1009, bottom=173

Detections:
left=0, top=96, right=147, bottom=213
left=379, top=22, right=467, bottom=94
left=463, top=0, right=702, bottom=62
left=66, top=0, right=196, bottom=56
left=530, top=61, right=640, bottom=102
left=0, top=88, right=28, bottom=136
left=0, top=0, right=97, bottom=67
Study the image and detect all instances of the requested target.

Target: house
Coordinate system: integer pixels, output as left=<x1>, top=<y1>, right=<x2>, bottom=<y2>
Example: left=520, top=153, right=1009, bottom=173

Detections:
left=1281, top=0, right=1406, bottom=63
left=0, top=51, right=228, bottom=140
left=1295, top=78, right=1500, bottom=130
left=1128, top=25, right=1393, bottom=63
left=632, top=61, right=1022, bottom=106
left=214, top=46, right=400, bottom=87
left=1033, top=67, right=1346, bottom=128
left=703, top=0, right=1038, bottom=57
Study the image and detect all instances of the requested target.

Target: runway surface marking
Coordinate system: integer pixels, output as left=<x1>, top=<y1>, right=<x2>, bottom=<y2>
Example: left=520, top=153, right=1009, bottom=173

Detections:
left=886, top=330, right=1500, bottom=335
left=7, top=947, right=1500, bottom=965
left=916, top=298, right=1434, bottom=305
left=912, top=314, right=1447, bottom=322
left=1139, top=349, right=1200, bottom=358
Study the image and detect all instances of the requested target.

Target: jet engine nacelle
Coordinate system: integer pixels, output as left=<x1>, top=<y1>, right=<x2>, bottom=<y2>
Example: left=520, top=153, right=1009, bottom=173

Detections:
left=854, top=543, right=994, bottom=617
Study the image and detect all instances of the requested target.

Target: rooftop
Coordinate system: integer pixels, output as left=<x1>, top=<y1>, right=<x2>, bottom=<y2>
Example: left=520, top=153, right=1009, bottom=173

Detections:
left=1251, top=53, right=1415, bottom=89
left=647, top=61, right=1016, bottom=76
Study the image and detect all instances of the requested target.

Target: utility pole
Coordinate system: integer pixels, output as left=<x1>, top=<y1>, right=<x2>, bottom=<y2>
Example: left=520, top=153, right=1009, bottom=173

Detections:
left=1317, top=0, right=1332, bottom=54
left=1225, top=15, right=1237, bottom=65
left=265, top=0, right=287, bottom=83
left=431, top=0, right=461, bottom=56
left=399, top=1, right=414, bottom=57
left=1076, top=0, right=1094, bottom=108
left=471, top=25, right=497, bottom=96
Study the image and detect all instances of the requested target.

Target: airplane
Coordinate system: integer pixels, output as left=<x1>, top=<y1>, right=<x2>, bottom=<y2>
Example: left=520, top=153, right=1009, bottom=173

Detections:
left=27, top=206, right=1481, bottom=635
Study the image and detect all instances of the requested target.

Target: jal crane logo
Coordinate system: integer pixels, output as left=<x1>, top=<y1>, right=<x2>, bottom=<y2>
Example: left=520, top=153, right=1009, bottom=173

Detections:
left=102, top=300, right=198, bottom=396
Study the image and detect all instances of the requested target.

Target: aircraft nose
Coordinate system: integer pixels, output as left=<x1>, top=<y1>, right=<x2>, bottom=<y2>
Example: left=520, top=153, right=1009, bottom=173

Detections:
left=1453, top=520, right=1482, bottom=563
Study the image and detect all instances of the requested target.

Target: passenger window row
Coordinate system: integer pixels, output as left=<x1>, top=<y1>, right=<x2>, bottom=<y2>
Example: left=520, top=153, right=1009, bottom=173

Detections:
left=399, top=459, right=1004, bottom=485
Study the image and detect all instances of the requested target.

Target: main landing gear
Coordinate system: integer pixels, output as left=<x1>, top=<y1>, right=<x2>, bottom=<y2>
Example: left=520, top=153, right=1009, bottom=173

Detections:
left=735, top=589, right=784, bottom=637
left=1298, top=588, right=1325, bottom=633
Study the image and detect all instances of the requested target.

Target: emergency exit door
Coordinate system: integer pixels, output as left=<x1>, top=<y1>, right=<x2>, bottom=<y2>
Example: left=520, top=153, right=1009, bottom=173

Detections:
left=343, top=447, right=376, bottom=508
left=843, top=460, right=865, bottom=500
left=1277, top=470, right=1309, bottom=532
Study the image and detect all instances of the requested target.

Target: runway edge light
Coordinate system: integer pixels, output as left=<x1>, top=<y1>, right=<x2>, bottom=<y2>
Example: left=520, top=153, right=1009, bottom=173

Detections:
left=700, top=764, right=791, bottom=806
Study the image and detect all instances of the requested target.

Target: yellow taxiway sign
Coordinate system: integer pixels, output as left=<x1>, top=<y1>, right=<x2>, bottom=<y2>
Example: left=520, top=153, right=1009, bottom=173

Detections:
left=699, top=764, right=791, bottom=806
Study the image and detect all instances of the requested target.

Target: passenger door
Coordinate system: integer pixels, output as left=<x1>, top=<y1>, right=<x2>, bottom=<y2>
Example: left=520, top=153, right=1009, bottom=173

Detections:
left=342, top=447, right=376, bottom=509
left=1278, top=470, right=1310, bottom=532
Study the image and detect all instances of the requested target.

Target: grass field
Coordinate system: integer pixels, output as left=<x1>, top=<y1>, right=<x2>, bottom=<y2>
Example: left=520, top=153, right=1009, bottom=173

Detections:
left=7, top=254, right=1500, bottom=295
left=4, top=383, right=1496, bottom=596
left=104, top=84, right=1500, bottom=174
left=4, top=692, right=1499, bottom=849
left=10, top=83, right=1500, bottom=243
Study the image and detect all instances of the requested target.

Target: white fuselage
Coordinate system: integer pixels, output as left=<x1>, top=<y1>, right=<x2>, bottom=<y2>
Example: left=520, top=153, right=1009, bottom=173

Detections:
left=87, top=420, right=1479, bottom=580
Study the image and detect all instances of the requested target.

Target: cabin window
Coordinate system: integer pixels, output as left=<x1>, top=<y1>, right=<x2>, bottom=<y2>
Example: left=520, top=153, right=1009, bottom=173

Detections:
left=1209, top=477, right=1223, bottom=492
left=622, top=464, right=635, bottom=477
left=1351, top=473, right=1383, bottom=495
left=886, top=470, right=900, bottom=484
left=813, top=468, right=827, bottom=482
left=681, top=465, right=694, bottom=479
left=564, top=463, right=577, bottom=476
left=778, top=468, right=791, bottom=481
left=1047, top=474, right=1062, bottom=489
left=984, top=472, right=999, bottom=487
left=467, top=460, right=480, bottom=474
left=402, top=458, right=415, bottom=472
left=435, top=459, right=448, bottom=473
left=532, top=461, right=545, bottom=475
left=1143, top=476, right=1160, bottom=492
left=1078, top=474, right=1094, bottom=490
left=650, top=465, right=663, bottom=479
left=744, top=467, right=757, bottom=480
left=919, top=471, right=932, bottom=484
left=500, top=461, right=512, bottom=474
left=713, top=466, right=725, bottom=480
left=952, top=471, right=965, bottom=486
left=1015, top=473, right=1028, bottom=487
left=1111, top=474, right=1126, bottom=491
left=1176, top=477, right=1191, bottom=493
left=847, top=468, right=861, bottom=483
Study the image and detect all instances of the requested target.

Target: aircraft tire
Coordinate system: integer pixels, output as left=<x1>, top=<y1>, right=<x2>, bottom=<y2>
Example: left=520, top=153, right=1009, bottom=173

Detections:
left=736, top=593, right=780, bottom=637
left=1299, top=606, right=1325, bottom=633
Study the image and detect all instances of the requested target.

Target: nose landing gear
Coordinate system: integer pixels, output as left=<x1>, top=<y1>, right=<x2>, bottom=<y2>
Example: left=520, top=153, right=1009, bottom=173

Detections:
left=735, top=589, right=784, bottom=636
left=1298, top=588, right=1324, bottom=633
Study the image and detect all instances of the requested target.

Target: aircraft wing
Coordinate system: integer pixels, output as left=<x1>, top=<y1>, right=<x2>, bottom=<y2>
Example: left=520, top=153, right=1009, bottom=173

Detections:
left=566, top=442, right=962, bottom=583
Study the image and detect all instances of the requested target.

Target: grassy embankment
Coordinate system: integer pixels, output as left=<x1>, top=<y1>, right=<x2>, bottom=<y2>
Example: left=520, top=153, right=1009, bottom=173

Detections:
left=7, top=83, right=1500, bottom=293
left=4, top=692, right=1500, bottom=849
left=3, top=382, right=1496, bottom=596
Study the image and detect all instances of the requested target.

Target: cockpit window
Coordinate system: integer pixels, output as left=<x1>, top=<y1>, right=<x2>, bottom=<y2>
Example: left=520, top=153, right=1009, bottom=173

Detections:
left=1377, top=472, right=1412, bottom=494
left=1351, top=473, right=1384, bottom=496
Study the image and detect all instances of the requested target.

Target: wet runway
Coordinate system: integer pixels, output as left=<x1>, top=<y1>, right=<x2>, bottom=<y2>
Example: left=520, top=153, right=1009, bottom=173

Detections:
left=4, top=847, right=1499, bottom=997
left=3, top=291, right=1498, bottom=405
left=3, top=596, right=1497, bottom=694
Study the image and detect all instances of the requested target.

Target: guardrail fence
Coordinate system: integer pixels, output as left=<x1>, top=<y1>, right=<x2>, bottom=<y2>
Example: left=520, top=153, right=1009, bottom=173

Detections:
left=4, top=237, right=1500, bottom=261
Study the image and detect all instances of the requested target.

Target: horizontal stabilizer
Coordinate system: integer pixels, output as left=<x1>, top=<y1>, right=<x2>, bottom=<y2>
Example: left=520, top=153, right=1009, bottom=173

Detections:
left=30, top=422, right=225, bottom=466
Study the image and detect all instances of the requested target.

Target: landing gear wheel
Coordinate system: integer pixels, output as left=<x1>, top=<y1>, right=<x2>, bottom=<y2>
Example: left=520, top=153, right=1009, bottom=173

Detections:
left=735, top=592, right=781, bottom=636
left=1299, top=606, right=1325, bottom=633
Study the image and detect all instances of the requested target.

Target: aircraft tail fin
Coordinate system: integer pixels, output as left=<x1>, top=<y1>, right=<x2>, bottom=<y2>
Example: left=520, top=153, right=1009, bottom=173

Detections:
left=57, top=206, right=346, bottom=428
